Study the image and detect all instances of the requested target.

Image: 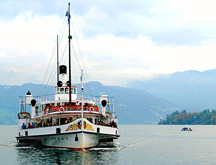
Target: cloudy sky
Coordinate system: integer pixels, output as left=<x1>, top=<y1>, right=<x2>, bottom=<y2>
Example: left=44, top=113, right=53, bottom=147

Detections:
left=1, top=0, right=216, bottom=86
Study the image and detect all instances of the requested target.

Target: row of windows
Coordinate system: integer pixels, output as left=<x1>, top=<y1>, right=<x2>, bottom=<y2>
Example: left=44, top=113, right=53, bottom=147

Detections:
left=55, top=88, right=77, bottom=94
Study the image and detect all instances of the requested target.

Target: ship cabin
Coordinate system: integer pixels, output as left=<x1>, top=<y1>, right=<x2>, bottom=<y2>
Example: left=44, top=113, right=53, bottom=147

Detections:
left=54, top=86, right=77, bottom=101
left=17, top=65, right=117, bottom=130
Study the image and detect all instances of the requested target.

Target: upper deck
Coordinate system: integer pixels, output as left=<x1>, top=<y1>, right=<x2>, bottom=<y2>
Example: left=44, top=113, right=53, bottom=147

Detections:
left=19, top=93, right=116, bottom=119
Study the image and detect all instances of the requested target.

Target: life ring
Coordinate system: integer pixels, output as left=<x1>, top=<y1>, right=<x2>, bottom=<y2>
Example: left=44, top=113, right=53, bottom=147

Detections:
left=18, top=111, right=31, bottom=118
left=88, top=106, right=94, bottom=111
left=59, top=107, right=65, bottom=112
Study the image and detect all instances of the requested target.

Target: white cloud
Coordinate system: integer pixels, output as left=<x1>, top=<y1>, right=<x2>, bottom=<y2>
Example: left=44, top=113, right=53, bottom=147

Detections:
left=69, top=34, right=216, bottom=86
left=0, top=12, right=63, bottom=85
left=1, top=0, right=216, bottom=86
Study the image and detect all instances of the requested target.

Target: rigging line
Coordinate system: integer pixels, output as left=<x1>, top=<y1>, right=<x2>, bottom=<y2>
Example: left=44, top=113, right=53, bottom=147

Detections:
left=59, top=41, right=69, bottom=63
left=38, top=44, right=56, bottom=94
left=42, top=50, right=56, bottom=87
left=42, top=18, right=66, bottom=86
left=71, top=44, right=82, bottom=70
left=71, top=43, right=92, bottom=96
left=57, top=6, right=68, bottom=62
left=40, top=17, right=68, bottom=95
left=43, top=62, right=58, bottom=94
left=59, top=20, right=67, bottom=49
left=39, top=16, right=66, bottom=94
left=58, top=16, right=66, bottom=39
left=70, top=18, right=93, bottom=95
left=41, top=44, right=56, bottom=85
left=46, top=19, right=67, bottom=94
left=42, top=43, right=59, bottom=93
left=45, top=41, right=69, bottom=95
left=47, top=42, right=68, bottom=94
left=43, top=60, right=57, bottom=94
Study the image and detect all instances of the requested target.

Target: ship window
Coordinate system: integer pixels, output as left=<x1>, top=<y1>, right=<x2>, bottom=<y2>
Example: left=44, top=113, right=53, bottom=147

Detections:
left=95, top=118, right=99, bottom=125
left=25, top=131, right=28, bottom=136
left=57, top=88, right=60, bottom=94
left=56, top=128, right=61, bottom=134
left=87, top=118, right=92, bottom=123
left=60, top=118, right=68, bottom=125
left=65, top=88, right=69, bottom=94
left=71, top=88, right=76, bottom=94
left=97, top=128, right=100, bottom=133
left=60, top=88, right=64, bottom=94
left=35, top=106, right=39, bottom=116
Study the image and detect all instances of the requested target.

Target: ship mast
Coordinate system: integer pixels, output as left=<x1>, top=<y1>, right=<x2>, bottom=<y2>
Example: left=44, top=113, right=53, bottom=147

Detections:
left=57, top=35, right=59, bottom=82
left=68, top=2, right=72, bottom=104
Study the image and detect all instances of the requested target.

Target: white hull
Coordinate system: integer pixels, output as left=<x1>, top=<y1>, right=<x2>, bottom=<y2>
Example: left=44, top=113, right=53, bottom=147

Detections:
left=42, top=132, right=99, bottom=149
left=16, top=118, right=119, bottom=150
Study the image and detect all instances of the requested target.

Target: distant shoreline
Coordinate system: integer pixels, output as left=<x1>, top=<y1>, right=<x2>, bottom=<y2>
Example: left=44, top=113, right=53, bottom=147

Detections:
left=158, top=109, right=216, bottom=125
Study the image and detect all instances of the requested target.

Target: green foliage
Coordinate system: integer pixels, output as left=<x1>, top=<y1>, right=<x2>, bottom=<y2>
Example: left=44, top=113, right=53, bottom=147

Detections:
left=158, top=109, right=216, bottom=125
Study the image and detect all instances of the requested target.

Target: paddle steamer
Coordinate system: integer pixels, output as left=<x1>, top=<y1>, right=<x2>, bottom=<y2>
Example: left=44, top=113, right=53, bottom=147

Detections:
left=16, top=3, right=119, bottom=150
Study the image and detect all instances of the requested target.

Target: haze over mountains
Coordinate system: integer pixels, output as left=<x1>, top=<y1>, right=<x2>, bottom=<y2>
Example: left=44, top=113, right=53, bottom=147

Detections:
left=0, top=82, right=178, bottom=125
left=128, top=69, right=216, bottom=111
left=1, top=68, right=216, bottom=125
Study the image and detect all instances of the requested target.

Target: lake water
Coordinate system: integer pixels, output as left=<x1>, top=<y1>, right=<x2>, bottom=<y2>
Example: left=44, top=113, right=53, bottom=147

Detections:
left=1, top=125, right=216, bottom=164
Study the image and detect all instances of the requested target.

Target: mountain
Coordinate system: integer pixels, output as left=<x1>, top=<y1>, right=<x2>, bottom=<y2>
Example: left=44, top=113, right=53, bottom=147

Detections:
left=128, top=69, right=216, bottom=111
left=0, top=82, right=179, bottom=125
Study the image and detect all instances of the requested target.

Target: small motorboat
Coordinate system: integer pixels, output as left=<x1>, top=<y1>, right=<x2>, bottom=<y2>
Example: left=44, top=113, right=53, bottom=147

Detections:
left=181, top=127, right=192, bottom=131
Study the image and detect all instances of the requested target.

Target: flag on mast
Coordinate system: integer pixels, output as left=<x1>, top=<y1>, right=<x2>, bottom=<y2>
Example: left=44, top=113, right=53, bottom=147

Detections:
left=65, top=8, right=71, bottom=24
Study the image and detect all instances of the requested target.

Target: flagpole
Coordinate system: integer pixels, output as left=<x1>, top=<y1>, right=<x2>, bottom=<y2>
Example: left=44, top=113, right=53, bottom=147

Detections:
left=81, top=70, right=84, bottom=130
left=68, top=2, right=72, bottom=105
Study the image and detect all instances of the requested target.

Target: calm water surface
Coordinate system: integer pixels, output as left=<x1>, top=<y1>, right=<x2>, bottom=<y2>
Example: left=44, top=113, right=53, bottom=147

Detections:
left=1, top=125, right=216, bottom=164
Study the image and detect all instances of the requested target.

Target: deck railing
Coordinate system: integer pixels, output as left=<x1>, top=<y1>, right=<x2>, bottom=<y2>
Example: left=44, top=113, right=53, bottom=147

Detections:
left=19, top=94, right=115, bottom=118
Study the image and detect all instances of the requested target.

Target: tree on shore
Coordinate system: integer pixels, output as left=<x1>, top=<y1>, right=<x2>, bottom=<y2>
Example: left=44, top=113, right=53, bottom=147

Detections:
left=158, top=109, right=216, bottom=125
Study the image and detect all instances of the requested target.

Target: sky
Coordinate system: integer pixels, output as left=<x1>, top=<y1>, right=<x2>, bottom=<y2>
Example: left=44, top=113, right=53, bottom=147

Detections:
left=1, top=0, right=216, bottom=86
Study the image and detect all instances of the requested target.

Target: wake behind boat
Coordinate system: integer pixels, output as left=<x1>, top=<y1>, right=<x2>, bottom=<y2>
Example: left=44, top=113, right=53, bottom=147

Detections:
left=16, top=3, right=119, bottom=150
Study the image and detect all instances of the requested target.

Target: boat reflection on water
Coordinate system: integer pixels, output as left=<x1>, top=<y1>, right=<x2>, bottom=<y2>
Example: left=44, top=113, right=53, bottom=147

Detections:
left=16, top=143, right=121, bottom=164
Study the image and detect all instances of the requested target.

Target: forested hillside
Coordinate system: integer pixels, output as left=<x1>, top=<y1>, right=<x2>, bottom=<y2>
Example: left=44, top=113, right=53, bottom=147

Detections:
left=158, top=109, right=216, bottom=125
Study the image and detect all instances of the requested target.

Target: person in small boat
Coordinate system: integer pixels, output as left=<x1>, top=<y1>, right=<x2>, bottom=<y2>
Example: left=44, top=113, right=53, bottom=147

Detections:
left=28, top=123, right=33, bottom=129
left=108, top=121, right=112, bottom=127
left=65, top=118, right=71, bottom=124
left=22, top=123, right=26, bottom=129
left=47, top=122, right=51, bottom=127
left=99, top=120, right=102, bottom=125
left=99, top=119, right=104, bottom=125
left=44, top=121, right=47, bottom=127
left=109, top=121, right=117, bottom=128
left=39, top=120, right=42, bottom=127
